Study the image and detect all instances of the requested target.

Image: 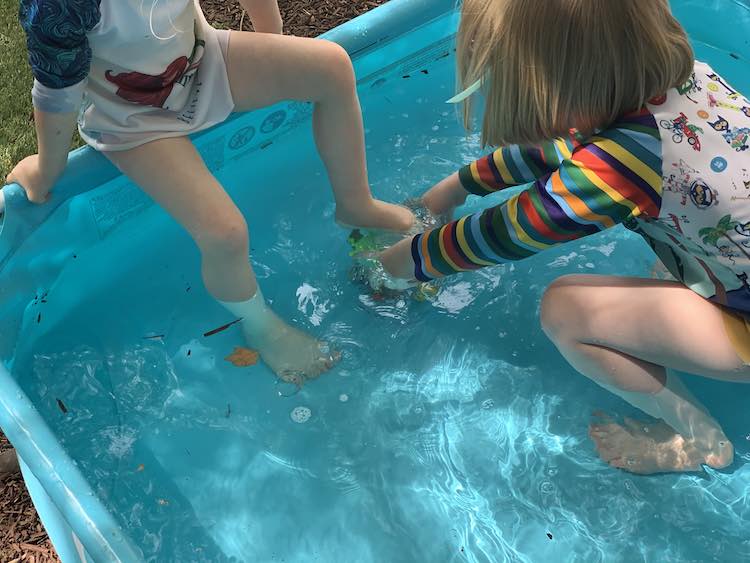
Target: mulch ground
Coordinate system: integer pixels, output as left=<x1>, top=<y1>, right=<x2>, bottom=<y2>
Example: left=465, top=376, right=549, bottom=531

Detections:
left=0, top=1, right=388, bottom=561
left=203, top=0, right=388, bottom=35
left=0, top=433, right=56, bottom=562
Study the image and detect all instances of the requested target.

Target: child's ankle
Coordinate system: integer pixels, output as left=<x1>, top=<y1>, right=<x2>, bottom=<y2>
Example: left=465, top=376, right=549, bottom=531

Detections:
left=336, top=200, right=414, bottom=232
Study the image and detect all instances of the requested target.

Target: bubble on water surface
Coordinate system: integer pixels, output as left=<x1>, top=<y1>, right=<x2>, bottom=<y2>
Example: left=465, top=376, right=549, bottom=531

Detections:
left=539, top=481, right=555, bottom=494
left=339, top=394, right=349, bottom=402
left=291, top=406, right=312, bottom=423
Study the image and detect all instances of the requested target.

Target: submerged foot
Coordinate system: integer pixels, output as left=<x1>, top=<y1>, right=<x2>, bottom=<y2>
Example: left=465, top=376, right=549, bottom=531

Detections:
left=336, top=199, right=416, bottom=233
left=589, top=414, right=733, bottom=474
left=244, top=315, right=340, bottom=386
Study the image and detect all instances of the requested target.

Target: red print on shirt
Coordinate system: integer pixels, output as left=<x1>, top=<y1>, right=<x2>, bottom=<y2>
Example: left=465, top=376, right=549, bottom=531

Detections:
left=105, top=55, right=199, bottom=108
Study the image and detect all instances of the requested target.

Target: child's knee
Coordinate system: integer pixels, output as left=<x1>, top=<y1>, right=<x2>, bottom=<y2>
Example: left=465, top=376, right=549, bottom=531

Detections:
left=199, top=211, right=249, bottom=257
left=318, top=41, right=355, bottom=92
left=540, top=275, right=589, bottom=340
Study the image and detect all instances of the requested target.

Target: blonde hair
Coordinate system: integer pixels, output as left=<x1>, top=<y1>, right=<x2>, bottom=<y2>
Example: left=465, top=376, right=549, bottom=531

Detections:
left=458, top=0, right=694, bottom=146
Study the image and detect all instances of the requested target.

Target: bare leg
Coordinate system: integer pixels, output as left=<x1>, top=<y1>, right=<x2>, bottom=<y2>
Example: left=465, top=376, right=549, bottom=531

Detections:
left=541, top=275, right=748, bottom=474
left=104, top=138, right=336, bottom=382
left=225, top=31, right=415, bottom=231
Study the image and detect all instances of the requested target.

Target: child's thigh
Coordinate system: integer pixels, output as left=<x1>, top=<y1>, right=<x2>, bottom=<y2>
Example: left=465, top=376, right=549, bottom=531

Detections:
left=224, top=32, right=353, bottom=111
left=542, top=274, right=750, bottom=382
left=103, top=137, right=242, bottom=240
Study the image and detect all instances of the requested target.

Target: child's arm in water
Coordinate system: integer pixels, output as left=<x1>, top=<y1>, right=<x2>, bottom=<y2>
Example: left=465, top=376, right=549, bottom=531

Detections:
left=239, top=0, right=283, bottom=34
left=383, top=112, right=662, bottom=281
left=7, top=0, right=100, bottom=202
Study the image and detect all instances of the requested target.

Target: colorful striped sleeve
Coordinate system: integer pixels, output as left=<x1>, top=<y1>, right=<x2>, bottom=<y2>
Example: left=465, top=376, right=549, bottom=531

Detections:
left=458, top=136, right=580, bottom=196
left=412, top=111, right=664, bottom=280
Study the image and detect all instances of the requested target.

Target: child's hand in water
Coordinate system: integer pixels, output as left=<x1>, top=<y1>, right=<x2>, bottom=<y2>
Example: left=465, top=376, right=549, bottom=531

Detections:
left=350, top=250, right=417, bottom=293
left=348, top=229, right=416, bottom=292
left=348, top=199, right=446, bottom=294
left=6, top=154, right=57, bottom=204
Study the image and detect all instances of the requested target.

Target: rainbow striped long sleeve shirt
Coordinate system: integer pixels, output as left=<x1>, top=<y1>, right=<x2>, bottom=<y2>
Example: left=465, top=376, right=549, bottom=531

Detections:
left=410, top=61, right=750, bottom=314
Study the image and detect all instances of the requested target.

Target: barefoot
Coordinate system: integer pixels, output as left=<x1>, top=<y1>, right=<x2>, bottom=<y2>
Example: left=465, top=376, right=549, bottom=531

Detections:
left=336, top=199, right=415, bottom=233
left=589, top=415, right=733, bottom=474
left=245, top=313, right=340, bottom=386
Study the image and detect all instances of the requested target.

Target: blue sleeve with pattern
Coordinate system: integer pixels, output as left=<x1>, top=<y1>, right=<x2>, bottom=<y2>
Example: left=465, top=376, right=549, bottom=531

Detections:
left=19, top=0, right=101, bottom=88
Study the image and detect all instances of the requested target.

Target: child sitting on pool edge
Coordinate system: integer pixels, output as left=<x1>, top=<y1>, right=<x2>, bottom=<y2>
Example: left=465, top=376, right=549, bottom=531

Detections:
left=7, top=0, right=417, bottom=383
left=379, top=0, right=750, bottom=474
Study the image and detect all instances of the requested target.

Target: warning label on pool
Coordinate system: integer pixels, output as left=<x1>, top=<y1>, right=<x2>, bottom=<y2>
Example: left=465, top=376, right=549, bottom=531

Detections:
left=90, top=182, right=153, bottom=239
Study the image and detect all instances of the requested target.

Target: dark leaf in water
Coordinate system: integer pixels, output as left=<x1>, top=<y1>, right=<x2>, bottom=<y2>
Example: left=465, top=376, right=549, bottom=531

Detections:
left=203, top=318, right=243, bottom=337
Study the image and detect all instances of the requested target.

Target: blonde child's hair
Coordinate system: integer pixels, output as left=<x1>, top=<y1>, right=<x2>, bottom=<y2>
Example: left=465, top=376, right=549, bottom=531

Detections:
left=458, top=0, right=694, bottom=146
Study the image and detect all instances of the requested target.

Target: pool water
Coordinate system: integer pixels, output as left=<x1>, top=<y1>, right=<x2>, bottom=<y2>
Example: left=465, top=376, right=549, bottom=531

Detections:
left=4, top=4, right=750, bottom=562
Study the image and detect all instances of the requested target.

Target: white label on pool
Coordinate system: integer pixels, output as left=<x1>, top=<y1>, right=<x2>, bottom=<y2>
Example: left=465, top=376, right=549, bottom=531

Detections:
left=291, top=406, right=312, bottom=424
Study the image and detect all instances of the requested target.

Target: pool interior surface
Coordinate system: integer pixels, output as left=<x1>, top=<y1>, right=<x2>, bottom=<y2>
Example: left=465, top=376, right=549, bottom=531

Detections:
left=4, top=4, right=750, bottom=562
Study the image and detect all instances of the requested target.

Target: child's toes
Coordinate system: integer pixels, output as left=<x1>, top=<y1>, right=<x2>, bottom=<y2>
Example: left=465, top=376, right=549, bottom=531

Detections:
left=608, top=457, right=629, bottom=470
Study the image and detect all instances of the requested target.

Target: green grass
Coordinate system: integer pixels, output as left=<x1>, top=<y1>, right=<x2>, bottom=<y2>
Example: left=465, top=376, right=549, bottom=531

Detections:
left=0, top=3, right=35, bottom=180
left=0, top=3, right=82, bottom=181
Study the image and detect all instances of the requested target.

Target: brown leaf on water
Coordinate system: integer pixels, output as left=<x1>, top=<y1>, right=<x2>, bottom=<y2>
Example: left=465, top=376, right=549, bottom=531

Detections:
left=225, top=347, right=259, bottom=367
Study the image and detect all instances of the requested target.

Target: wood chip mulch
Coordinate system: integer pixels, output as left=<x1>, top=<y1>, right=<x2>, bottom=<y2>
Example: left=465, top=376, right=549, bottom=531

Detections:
left=1, top=432, right=57, bottom=562
left=200, top=0, right=389, bottom=36
left=1, top=2, right=388, bottom=561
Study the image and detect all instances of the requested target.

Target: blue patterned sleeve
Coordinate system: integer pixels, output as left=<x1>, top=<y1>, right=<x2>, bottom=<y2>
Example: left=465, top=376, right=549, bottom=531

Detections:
left=19, top=0, right=101, bottom=88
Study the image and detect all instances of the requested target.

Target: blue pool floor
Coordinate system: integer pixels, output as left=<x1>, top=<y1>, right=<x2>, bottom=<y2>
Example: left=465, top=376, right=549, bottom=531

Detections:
left=7, top=25, right=750, bottom=563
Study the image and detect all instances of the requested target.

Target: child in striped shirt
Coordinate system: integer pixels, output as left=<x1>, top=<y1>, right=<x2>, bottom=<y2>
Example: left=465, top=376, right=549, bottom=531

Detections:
left=381, top=0, right=750, bottom=474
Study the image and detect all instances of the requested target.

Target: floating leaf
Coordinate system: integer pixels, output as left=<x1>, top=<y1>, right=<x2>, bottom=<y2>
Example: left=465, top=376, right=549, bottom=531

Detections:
left=225, top=347, right=259, bottom=367
left=136, top=464, right=145, bottom=472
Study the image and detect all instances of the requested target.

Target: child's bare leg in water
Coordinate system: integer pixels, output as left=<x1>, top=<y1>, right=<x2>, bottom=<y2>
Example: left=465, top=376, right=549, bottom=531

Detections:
left=541, top=275, right=747, bottom=474
left=105, top=34, right=414, bottom=381
left=105, top=137, right=336, bottom=381
left=226, top=32, right=414, bottom=231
